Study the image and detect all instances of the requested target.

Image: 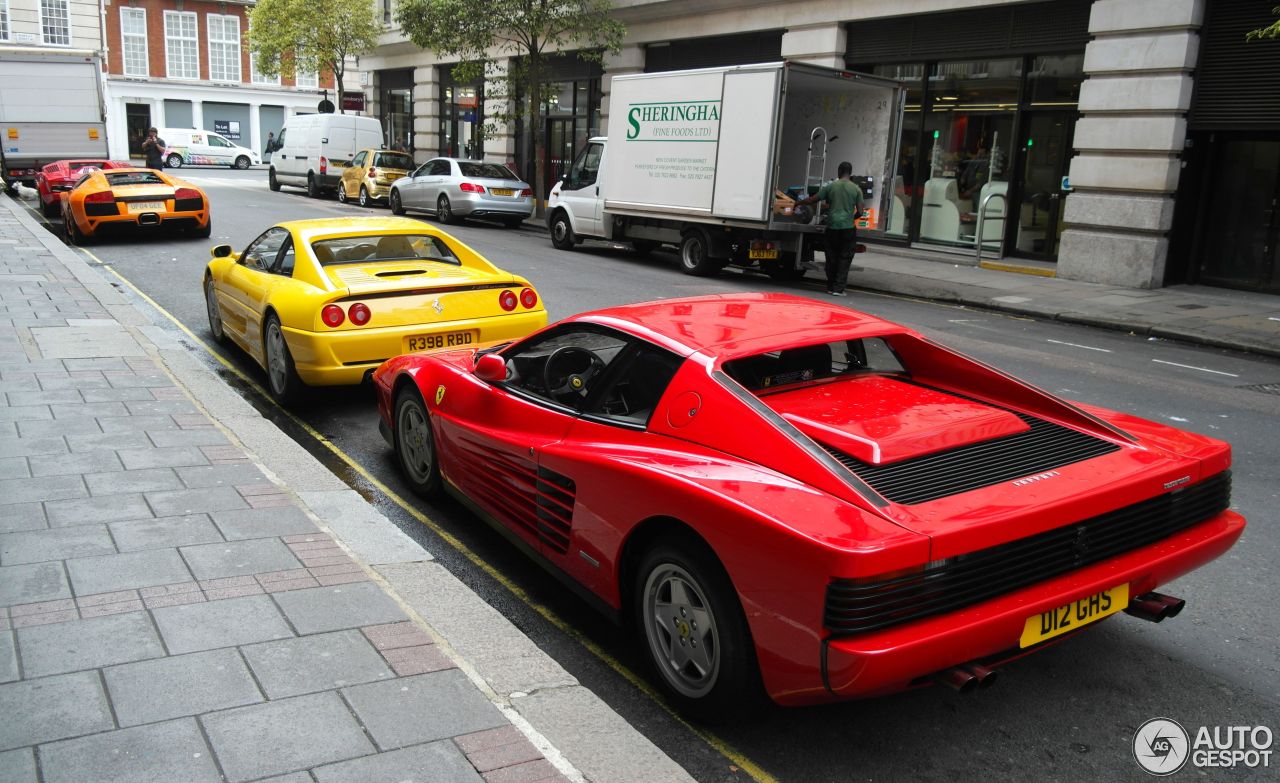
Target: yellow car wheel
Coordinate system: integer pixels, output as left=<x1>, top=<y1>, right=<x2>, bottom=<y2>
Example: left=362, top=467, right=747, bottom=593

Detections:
left=337, top=183, right=348, bottom=204
left=264, top=314, right=303, bottom=404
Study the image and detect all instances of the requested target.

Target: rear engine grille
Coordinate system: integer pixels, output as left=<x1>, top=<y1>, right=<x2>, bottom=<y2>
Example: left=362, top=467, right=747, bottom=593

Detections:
left=451, top=443, right=576, bottom=553
left=823, top=471, right=1231, bottom=636
left=823, top=412, right=1120, bottom=505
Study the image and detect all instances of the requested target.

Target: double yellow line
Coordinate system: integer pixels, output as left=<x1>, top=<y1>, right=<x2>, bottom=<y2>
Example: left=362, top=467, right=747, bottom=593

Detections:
left=80, top=248, right=778, bottom=783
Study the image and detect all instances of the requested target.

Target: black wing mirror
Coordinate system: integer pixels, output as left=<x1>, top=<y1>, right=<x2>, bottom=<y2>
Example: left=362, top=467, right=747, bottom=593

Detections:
left=211, top=244, right=232, bottom=258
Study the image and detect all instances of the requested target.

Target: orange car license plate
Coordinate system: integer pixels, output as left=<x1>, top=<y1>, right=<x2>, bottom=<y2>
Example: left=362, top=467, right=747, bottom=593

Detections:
left=1019, top=583, right=1128, bottom=648
left=127, top=201, right=165, bottom=213
left=490, top=188, right=515, bottom=196
left=405, top=331, right=475, bottom=353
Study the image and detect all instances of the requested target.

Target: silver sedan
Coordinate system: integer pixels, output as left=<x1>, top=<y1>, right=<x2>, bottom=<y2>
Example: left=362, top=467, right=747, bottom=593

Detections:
left=389, top=158, right=534, bottom=228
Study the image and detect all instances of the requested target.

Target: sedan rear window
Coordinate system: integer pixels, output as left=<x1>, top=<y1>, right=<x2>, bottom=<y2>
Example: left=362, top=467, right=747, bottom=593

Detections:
left=374, top=153, right=415, bottom=170
left=723, top=338, right=905, bottom=391
left=458, top=162, right=518, bottom=180
left=103, top=171, right=166, bottom=186
left=310, top=234, right=461, bottom=265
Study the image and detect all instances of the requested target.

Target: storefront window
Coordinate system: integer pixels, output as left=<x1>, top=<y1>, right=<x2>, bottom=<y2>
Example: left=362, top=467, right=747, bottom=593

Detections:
left=440, top=78, right=483, bottom=159
left=383, top=88, right=412, bottom=152
left=516, top=74, right=600, bottom=193
left=874, top=64, right=925, bottom=239
left=1025, top=54, right=1084, bottom=106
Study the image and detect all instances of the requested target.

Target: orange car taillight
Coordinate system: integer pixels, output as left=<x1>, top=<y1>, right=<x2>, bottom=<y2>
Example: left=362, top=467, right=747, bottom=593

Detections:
left=498, top=290, right=518, bottom=311
left=348, top=302, right=371, bottom=325
left=321, top=304, right=345, bottom=327
left=519, top=288, right=538, bottom=309
left=85, top=190, right=114, bottom=203
left=174, top=187, right=201, bottom=200
left=459, top=182, right=486, bottom=193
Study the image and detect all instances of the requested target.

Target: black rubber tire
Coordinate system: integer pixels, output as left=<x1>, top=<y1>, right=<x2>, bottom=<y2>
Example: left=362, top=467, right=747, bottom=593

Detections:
left=165, top=153, right=184, bottom=169
left=190, top=219, right=212, bottom=239
left=437, top=194, right=458, bottom=224
left=234, top=156, right=251, bottom=170
left=336, top=183, right=348, bottom=204
left=64, top=211, right=91, bottom=245
left=41, top=199, right=60, bottom=218
left=633, top=533, right=764, bottom=721
left=632, top=239, right=659, bottom=255
left=679, top=229, right=721, bottom=276
left=550, top=211, right=576, bottom=251
left=393, top=386, right=442, bottom=498
left=263, top=313, right=303, bottom=405
left=359, top=186, right=371, bottom=208
left=268, top=168, right=281, bottom=191
left=306, top=173, right=319, bottom=199
left=390, top=190, right=406, bottom=215
left=204, top=276, right=229, bottom=344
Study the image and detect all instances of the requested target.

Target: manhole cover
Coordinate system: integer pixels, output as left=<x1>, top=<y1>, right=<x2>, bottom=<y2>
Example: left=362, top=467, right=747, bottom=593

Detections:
left=1239, top=382, right=1280, bottom=395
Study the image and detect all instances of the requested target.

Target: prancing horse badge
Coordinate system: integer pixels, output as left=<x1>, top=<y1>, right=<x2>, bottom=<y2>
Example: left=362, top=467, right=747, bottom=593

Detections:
left=435, top=385, right=446, bottom=405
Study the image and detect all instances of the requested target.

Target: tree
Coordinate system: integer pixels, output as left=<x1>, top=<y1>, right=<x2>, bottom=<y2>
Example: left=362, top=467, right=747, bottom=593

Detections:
left=247, top=0, right=382, bottom=112
left=1246, top=5, right=1280, bottom=41
left=397, top=0, right=624, bottom=208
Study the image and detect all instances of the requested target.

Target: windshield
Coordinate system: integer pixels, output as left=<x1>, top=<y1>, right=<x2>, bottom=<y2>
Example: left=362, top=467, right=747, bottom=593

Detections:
left=310, top=234, right=461, bottom=265
left=374, top=152, right=415, bottom=170
left=722, top=338, right=905, bottom=391
left=458, top=162, right=518, bottom=180
left=102, top=171, right=167, bottom=187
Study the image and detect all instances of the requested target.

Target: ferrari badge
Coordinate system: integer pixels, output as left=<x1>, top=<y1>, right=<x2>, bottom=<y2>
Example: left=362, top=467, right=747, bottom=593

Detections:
left=435, top=385, right=446, bottom=405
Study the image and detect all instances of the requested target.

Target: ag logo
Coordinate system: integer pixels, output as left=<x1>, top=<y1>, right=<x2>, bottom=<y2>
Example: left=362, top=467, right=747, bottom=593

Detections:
left=1134, top=717, right=1190, bottom=776
left=434, top=385, right=446, bottom=405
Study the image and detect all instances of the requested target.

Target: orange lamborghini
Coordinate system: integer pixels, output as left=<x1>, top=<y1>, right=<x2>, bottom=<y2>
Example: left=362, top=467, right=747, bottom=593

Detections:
left=60, top=167, right=211, bottom=244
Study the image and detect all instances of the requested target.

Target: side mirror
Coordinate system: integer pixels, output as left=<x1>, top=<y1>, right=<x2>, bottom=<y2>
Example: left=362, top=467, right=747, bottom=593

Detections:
left=474, top=353, right=506, bottom=383
left=211, top=244, right=232, bottom=258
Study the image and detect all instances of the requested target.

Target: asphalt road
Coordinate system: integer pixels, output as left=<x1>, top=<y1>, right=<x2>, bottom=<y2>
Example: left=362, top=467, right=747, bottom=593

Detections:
left=26, top=168, right=1280, bottom=782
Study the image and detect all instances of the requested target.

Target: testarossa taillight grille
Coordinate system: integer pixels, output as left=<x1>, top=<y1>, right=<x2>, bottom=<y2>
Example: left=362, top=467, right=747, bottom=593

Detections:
left=823, top=471, right=1231, bottom=636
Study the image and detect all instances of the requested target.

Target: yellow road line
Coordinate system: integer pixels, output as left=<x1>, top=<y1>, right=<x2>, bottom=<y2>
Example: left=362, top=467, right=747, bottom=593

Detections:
left=86, top=251, right=778, bottom=783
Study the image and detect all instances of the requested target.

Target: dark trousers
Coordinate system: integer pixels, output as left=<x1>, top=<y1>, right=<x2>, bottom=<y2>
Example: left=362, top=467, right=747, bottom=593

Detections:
left=824, top=227, right=857, bottom=291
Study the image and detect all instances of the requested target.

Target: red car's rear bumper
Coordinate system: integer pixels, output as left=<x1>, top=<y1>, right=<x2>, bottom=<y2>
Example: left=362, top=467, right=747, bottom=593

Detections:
left=803, top=510, right=1245, bottom=705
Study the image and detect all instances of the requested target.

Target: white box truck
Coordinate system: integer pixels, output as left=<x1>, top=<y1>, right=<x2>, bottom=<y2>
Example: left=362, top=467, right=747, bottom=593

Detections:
left=545, top=62, right=905, bottom=278
left=0, top=49, right=108, bottom=190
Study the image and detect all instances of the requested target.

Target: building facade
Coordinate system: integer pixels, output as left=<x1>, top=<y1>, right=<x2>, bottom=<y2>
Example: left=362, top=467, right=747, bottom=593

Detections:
left=99, top=0, right=335, bottom=161
left=359, top=0, right=1280, bottom=294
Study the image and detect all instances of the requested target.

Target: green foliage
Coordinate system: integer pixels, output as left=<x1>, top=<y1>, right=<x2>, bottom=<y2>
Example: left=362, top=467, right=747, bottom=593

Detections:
left=396, top=0, right=625, bottom=201
left=247, top=0, right=382, bottom=109
left=1246, top=5, right=1280, bottom=41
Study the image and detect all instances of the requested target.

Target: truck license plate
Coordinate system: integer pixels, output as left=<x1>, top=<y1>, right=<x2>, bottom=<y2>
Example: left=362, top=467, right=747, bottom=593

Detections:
left=1019, top=583, right=1128, bottom=648
left=748, top=249, right=779, bottom=260
left=405, top=331, right=475, bottom=353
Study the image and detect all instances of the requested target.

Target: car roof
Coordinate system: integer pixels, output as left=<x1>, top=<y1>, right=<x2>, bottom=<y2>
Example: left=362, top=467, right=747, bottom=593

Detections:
left=575, top=293, right=909, bottom=358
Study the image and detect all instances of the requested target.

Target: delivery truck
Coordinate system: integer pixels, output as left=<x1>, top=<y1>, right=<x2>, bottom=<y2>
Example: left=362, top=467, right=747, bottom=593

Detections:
left=545, top=61, right=905, bottom=278
left=0, top=48, right=108, bottom=191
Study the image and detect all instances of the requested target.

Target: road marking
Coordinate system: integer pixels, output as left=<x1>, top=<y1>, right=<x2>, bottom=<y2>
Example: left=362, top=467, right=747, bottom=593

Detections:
left=1151, top=359, right=1239, bottom=377
left=1046, top=339, right=1112, bottom=353
left=83, top=250, right=778, bottom=783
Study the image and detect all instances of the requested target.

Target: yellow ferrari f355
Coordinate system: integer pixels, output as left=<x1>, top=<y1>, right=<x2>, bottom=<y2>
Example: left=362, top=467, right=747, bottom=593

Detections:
left=203, top=216, right=547, bottom=403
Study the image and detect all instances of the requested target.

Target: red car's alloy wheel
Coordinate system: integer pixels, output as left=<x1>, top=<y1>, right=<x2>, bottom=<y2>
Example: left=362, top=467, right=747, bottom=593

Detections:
left=394, top=388, right=440, bottom=496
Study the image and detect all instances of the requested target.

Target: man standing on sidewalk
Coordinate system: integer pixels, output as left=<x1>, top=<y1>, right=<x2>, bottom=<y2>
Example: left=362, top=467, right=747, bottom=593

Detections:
left=798, top=161, right=865, bottom=296
left=141, top=128, right=167, bottom=171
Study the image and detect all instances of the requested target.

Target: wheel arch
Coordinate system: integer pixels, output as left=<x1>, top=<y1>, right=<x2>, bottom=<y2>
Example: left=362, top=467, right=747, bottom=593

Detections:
left=548, top=205, right=578, bottom=233
left=617, top=515, right=721, bottom=629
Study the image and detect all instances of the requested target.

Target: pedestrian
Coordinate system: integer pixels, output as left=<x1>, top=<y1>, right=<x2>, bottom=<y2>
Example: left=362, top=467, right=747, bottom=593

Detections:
left=141, top=127, right=167, bottom=171
left=798, top=161, right=865, bottom=296
left=264, top=131, right=275, bottom=161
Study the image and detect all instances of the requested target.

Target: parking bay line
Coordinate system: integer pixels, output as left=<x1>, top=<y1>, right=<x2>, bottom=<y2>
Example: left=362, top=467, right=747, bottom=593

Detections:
left=1046, top=339, right=1112, bottom=353
left=1151, top=359, right=1239, bottom=378
left=86, top=251, right=779, bottom=783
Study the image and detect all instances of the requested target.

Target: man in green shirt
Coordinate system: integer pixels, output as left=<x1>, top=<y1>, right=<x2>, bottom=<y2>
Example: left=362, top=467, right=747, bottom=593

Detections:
left=799, top=161, right=865, bottom=296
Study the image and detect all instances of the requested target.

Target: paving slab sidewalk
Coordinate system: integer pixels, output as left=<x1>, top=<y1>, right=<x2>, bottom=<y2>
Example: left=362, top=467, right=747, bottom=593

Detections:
left=0, top=195, right=694, bottom=782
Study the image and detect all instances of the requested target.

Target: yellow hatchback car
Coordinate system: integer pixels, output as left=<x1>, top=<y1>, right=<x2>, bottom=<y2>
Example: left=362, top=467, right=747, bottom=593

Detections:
left=203, top=216, right=547, bottom=403
left=337, top=149, right=415, bottom=207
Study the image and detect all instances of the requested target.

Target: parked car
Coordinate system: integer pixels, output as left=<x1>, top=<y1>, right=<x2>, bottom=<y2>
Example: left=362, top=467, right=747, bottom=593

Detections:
left=61, top=167, right=210, bottom=244
left=337, top=149, right=415, bottom=207
left=158, top=128, right=260, bottom=170
left=203, top=216, right=546, bottom=404
left=269, top=114, right=383, bottom=197
left=390, top=157, right=533, bottom=228
left=35, top=158, right=131, bottom=217
left=372, top=293, right=1244, bottom=717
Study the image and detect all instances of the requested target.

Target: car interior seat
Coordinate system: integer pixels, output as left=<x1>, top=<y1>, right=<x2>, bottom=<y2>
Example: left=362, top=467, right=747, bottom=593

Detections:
left=376, top=235, right=416, bottom=260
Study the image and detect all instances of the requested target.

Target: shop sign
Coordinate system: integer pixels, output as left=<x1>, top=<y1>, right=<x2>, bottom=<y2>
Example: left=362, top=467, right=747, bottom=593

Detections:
left=342, top=93, right=366, bottom=111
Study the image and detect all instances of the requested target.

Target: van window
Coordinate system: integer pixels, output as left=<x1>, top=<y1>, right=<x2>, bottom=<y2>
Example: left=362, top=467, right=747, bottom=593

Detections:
left=208, top=136, right=233, bottom=148
left=568, top=143, right=602, bottom=189
left=274, top=128, right=287, bottom=147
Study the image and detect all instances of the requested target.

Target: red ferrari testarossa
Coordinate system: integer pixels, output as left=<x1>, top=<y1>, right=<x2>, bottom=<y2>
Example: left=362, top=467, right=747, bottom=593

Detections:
left=372, top=293, right=1243, bottom=715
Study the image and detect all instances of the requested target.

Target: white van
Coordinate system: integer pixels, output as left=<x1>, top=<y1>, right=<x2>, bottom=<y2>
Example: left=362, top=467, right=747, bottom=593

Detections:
left=268, top=114, right=383, bottom=197
left=158, top=128, right=260, bottom=169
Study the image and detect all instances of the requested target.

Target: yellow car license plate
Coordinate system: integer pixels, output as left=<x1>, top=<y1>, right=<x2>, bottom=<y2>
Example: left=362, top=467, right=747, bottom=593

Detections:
left=748, top=249, right=779, bottom=260
left=1019, top=583, right=1128, bottom=648
left=405, top=330, right=476, bottom=353
left=128, top=201, right=165, bottom=213
left=490, top=188, right=515, bottom=196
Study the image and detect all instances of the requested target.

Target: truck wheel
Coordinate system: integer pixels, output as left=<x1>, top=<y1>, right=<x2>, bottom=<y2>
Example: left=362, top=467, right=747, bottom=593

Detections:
left=166, top=153, right=184, bottom=169
left=679, top=229, right=720, bottom=276
left=550, top=211, right=576, bottom=251
left=268, top=168, right=281, bottom=191
left=306, top=173, right=319, bottom=199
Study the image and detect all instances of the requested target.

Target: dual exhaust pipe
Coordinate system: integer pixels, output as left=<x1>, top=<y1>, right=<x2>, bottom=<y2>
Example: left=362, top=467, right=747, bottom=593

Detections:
left=1123, top=591, right=1185, bottom=623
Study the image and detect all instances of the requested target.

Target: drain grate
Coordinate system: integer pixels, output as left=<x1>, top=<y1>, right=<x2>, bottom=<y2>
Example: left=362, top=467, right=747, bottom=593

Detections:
left=1239, top=382, right=1280, bottom=396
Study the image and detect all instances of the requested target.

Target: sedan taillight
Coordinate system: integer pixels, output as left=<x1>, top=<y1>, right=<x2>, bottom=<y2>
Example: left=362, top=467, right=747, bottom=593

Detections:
left=498, top=290, right=518, bottom=311
left=321, top=304, right=345, bottom=327
left=459, top=182, right=486, bottom=193
left=520, top=188, right=533, bottom=197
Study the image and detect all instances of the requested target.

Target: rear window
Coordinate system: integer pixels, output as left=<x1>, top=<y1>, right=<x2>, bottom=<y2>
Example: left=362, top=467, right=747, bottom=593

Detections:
left=310, top=234, right=460, bottom=266
left=722, top=337, right=905, bottom=391
left=458, top=162, right=518, bottom=180
left=103, top=171, right=166, bottom=187
left=374, top=152, right=415, bottom=170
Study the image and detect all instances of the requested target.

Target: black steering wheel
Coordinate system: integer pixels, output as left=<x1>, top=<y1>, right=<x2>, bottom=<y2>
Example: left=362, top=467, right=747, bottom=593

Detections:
left=543, top=346, right=605, bottom=402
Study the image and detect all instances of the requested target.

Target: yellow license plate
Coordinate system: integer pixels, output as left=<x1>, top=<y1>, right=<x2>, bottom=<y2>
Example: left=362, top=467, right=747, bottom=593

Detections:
left=748, top=249, right=779, bottom=260
left=1019, top=583, right=1128, bottom=648
left=490, top=188, right=515, bottom=196
left=127, top=201, right=165, bottom=213
left=405, top=330, right=476, bottom=353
